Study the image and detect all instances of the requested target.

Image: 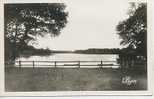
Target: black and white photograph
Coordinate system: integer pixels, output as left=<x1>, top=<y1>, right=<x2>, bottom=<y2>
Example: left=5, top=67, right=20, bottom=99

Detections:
left=1, top=0, right=152, bottom=96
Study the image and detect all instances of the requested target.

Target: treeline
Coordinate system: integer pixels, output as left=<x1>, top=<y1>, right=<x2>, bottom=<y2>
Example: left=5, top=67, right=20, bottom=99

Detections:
left=5, top=38, right=52, bottom=62
left=21, top=46, right=52, bottom=56
left=74, top=48, right=120, bottom=54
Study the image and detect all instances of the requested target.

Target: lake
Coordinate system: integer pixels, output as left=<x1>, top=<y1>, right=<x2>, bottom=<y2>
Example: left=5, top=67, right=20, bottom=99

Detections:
left=15, top=53, right=120, bottom=68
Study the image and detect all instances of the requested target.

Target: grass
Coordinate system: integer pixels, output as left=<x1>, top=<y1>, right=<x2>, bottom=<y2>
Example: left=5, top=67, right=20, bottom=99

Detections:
left=5, top=67, right=147, bottom=91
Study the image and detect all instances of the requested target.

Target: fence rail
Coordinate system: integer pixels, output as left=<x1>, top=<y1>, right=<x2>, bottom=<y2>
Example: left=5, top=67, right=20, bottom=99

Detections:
left=8, top=60, right=120, bottom=68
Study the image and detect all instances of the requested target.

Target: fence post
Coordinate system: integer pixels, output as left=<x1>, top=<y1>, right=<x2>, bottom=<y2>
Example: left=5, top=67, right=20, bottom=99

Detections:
left=55, top=61, right=57, bottom=68
left=33, top=61, right=35, bottom=69
left=19, top=61, right=21, bottom=68
left=78, top=61, right=80, bottom=68
left=101, top=60, right=103, bottom=69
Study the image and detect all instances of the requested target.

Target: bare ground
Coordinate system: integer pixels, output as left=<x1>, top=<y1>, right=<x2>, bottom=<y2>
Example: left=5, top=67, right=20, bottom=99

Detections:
left=5, top=67, right=147, bottom=91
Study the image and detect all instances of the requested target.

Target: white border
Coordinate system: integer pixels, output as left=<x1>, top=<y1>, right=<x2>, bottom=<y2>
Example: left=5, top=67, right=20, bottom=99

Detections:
left=0, top=0, right=153, bottom=96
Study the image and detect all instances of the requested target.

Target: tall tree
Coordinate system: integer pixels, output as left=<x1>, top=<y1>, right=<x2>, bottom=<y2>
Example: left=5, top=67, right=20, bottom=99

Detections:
left=4, top=3, right=68, bottom=61
left=116, top=3, right=147, bottom=57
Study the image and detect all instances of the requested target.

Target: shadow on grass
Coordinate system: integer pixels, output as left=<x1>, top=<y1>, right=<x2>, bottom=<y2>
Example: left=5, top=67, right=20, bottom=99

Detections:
left=5, top=67, right=147, bottom=91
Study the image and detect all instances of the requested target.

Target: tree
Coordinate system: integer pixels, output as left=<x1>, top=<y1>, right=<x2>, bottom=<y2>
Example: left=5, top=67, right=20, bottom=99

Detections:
left=4, top=3, right=68, bottom=61
left=116, top=3, right=147, bottom=57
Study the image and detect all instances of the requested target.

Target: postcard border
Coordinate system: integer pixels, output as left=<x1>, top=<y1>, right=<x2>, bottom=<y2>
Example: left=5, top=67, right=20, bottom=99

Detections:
left=0, top=0, right=153, bottom=96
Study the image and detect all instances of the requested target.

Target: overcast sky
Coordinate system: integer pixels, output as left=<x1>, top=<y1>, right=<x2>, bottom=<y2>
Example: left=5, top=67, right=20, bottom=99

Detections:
left=33, top=0, right=132, bottom=50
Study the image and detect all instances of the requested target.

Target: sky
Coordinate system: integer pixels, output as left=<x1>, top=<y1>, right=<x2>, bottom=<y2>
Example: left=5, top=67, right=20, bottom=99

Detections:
left=33, top=0, right=131, bottom=50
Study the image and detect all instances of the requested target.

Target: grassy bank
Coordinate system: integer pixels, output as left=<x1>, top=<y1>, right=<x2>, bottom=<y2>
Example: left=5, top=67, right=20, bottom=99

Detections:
left=5, top=67, right=147, bottom=91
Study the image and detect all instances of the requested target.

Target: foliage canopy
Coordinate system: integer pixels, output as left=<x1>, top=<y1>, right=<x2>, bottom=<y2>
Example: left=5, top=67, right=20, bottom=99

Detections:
left=4, top=3, right=68, bottom=60
left=116, top=3, right=147, bottom=56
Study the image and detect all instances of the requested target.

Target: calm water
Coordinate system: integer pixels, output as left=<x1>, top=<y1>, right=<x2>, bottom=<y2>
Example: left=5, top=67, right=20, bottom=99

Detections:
left=16, top=53, right=120, bottom=68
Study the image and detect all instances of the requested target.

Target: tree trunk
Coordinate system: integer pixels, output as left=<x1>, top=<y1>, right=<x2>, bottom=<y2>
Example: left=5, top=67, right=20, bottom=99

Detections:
left=11, top=23, right=18, bottom=63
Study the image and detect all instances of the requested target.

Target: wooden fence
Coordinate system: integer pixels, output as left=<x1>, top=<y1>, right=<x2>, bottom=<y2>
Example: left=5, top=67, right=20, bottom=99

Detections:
left=13, top=60, right=120, bottom=68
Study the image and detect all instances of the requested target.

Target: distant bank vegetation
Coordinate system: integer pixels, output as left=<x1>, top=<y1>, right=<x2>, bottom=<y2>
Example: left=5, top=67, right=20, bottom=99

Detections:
left=21, top=47, right=121, bottom=55
left=74, top=48, right=120, bottom=54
